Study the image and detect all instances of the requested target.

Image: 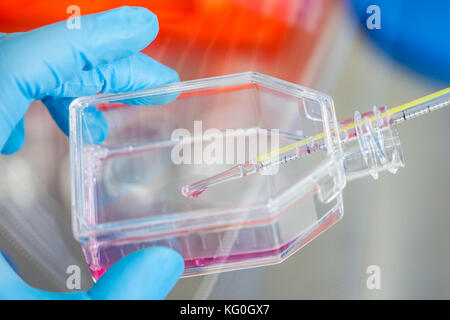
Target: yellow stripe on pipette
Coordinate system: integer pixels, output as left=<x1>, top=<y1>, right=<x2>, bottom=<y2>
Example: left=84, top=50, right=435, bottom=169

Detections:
left=256, top=87, right=450, bottom=163
left=385, top=87, right=450, bottom=117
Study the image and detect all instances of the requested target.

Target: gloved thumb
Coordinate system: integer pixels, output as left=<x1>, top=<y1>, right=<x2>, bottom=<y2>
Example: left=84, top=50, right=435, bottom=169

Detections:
left=87, top=246, right=184, bottom=300
left=1, top=118, right=25, bottom=154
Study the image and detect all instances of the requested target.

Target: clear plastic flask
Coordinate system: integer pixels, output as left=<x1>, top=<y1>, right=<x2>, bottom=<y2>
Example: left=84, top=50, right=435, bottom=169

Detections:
left=69, top=72, right=404, bottom=279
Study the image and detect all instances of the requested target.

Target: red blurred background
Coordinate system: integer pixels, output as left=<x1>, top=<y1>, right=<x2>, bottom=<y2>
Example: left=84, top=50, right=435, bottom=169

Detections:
left=0, top=0, right=337, bottom=82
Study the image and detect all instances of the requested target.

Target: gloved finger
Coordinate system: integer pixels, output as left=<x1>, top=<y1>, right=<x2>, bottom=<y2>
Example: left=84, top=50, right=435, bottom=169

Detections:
left=0, top=251, right=88, bottom=300
left=42, top=97, right=109, bottom=144
left=87, top=246, right=184, bottom=300
left=0, top=7, right=159, bottom=149
left=0, top=251, right=32, bottom=299
left=43, top=53, right=180, bottom=141
left=0, top=251, right=19, bottom=273
left=0, top=6, right=160, bottom=101
left=47, top=53, right=179, bottom=97
left=1, top=118, right=25, bottom=154
left=80, top=106, right=109, bottom=145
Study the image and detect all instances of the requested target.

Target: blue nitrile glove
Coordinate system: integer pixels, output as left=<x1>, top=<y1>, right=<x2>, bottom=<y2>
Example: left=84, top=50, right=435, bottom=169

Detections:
left=0, top=6, right=184, bottom=299
left=1, top=247, right=184, bottom=299
left=0, top=6, right=180, bottom=153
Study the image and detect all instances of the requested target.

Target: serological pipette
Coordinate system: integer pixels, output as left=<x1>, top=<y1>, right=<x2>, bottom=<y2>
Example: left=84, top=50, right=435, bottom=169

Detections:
left=182, top=87, right=450, bottom=198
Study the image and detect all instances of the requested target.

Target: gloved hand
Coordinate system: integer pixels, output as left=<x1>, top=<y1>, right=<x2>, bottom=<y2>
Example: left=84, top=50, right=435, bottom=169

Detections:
left=0, top=6, right=184, bottom=299
left=0, top=6, right=180, bottom=152
left=1, top=247, right=184, bottom=299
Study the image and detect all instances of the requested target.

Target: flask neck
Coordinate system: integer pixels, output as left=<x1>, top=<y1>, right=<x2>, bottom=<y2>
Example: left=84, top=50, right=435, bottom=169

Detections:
left=341, top=106, right=405, bottom=181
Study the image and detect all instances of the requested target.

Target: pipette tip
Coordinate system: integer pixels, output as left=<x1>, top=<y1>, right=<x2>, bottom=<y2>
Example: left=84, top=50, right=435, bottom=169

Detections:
left=181, top=185, right=207, bottom=198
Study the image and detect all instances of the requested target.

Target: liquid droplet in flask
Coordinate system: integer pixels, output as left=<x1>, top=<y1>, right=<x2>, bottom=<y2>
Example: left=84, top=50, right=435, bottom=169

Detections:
left=181, top=185, right=207, bottom=198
